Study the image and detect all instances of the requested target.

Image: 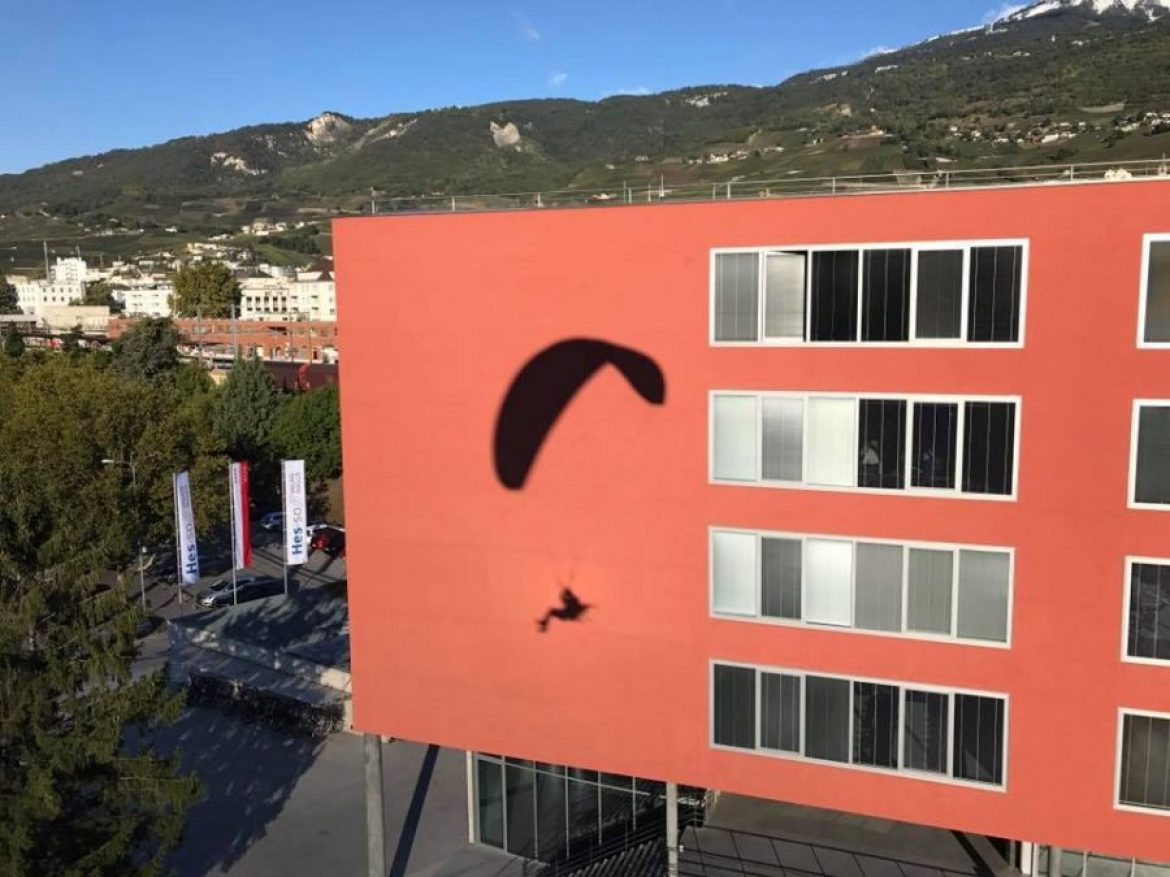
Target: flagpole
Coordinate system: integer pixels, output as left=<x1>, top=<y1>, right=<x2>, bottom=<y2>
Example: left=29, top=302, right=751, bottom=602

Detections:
left=172, top=472, right=183, bottom=614
left=229, top=464, right=238, bottom=606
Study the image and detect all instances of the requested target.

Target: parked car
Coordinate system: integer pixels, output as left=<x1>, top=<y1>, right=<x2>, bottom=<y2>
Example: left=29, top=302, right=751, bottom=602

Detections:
left=258, top=512, right=284, bottom=532
left=197, top=573, right=260, bottom=608
left=310, top=526, right=346, bottom=558
left=234, top=577, right=284, bottom=604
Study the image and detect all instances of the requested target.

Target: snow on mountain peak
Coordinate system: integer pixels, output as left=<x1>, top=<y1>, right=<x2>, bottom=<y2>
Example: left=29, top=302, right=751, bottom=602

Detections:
left=998, top=0, right=1170, bottom=23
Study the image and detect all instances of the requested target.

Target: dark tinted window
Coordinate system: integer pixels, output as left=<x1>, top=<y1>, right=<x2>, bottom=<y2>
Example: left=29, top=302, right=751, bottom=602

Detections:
left=761, top=537, right=801, bottom=620
left=1128, top=563, right=1170, bottom=661
left=915, top=250, right=964, bottom=339
left=477, top=759, right=505, bottom=848
left=904, top=690, right=949, bottom=774
left=968, top=246, right=1022, bottom=342
left=853, top=682, right=900, bottom=769
left=505, top=762, right=536, bottom=856
left=952, top=694, right=1005, bottom=785
left=1119, top=713, right=1170, bottom=811
left=760, top=673, right=800, bottom=753
left=861, top=249, right=910, bottom=341
left=713, top=664, right=755, bottom=749
left=858, top=399, right=906, bottom=490
left=962, top=402, right=1015, bottom=495
left=805, top=676, right=850, bottom=763
left=1143, top=241, right=1170, bottom=343
left=1135, top=406, right=1170, bottom=505
left=912, top=403, right=959, bottom=489
left=809, top=251, right=859, bottom=341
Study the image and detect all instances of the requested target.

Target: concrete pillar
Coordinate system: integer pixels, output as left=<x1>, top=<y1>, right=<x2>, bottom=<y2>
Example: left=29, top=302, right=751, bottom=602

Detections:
left=466, top=752, right=477, bottom=844
left=1021, top=842, right=1034, bottom=875
left=666, top=781, right=679, bottom=876
left=365, top=734, right=386, bottom=877
left=1048, top=847, right=1063, bottom=877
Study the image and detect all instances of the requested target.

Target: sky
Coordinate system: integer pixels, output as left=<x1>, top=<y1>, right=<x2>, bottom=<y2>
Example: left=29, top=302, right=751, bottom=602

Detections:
left=0, top=0, right=1026, bottom=174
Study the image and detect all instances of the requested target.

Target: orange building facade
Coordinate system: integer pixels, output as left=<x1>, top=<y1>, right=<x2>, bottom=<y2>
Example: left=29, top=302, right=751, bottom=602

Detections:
left=335, top=180, right=1170, bottom=860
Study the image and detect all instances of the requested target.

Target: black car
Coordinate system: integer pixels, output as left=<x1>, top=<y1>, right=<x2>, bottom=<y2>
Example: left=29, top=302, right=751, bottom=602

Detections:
left=235, top=577, right=284, bottom=604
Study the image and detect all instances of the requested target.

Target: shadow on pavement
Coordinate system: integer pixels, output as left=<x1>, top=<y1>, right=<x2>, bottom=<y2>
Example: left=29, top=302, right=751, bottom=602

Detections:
left=149, top=706, right=324, bottom=876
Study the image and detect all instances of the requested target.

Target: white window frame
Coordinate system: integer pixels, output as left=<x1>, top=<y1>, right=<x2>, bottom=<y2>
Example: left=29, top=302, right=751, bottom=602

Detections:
left=709, top=527, right=1014, bottom=648
left=709, top=238, right=1029, bottom=348
left=709, top=659, right=1009, bottom=791
left=1115, top=707, right=1170, bottom=817
left=1121, top=556, right=1170, bottom=666
left=709, top=390, right=1022, bottom=502
left=1128, top=400, right=1170, bottom=511
left=1137, top=233, right=1170, bottom=348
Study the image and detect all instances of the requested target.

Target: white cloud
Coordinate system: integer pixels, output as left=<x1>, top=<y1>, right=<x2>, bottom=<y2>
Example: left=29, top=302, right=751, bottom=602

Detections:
left=982, top=3, right=1026, bottom=23
left=548, top=71, right=568, bottom=87
left=601, top=85, right=651, bottom=97
left=511, top=9, right=541, bottom=41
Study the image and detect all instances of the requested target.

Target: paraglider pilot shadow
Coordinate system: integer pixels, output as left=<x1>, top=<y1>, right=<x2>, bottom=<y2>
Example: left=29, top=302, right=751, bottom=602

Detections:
left=491, top=338, right=666, bottom=633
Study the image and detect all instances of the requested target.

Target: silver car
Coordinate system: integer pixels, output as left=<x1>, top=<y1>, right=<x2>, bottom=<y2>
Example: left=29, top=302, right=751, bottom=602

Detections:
left=197, top=574, right=260, bottom=608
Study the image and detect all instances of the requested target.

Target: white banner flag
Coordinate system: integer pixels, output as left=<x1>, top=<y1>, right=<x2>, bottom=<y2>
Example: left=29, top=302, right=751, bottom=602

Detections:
left=282, top=459, right=308, bottom=566
left=229, top=461, right=252, bottom=570
left=174, top=471, right=200, bottom=586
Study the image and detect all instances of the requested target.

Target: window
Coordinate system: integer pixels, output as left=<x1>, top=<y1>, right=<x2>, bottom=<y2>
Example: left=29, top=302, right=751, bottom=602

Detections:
left=1118, top=712, right=1170, bottom=812
left=968, top=246, right=1022, bottom=342
left=710, top=241, right=1025, bottom=346
left=1133, top=403, right=1170, bottom=507
left=713, top=664, right=756, bottom=749
left=1140, top=236, right=1170, bottom=344
left=712, top=663, right=1007, bottom=788
left=713, top=253, right=759, bottom=341
left=710, top=529, right=1012, bottom=646
left=1126, top=561, right=1170, bottom=662
left=712, top=392, right=1019, bottom=500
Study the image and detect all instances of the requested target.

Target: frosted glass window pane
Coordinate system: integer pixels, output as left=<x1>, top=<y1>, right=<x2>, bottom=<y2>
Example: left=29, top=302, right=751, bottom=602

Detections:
left=714, top=253, right=759, bottom=341
left=957, top=550, right=1010, bottom=643
left=807, top=397, right=857, bottom=487
left=762, top=398, right=803, bottom=482
left=764, top=252, right=806, bottom=339
left=855, top=543, right=903, bottom=632
left=761, top=537, right=801, bottom=619
left=907, top=549, right=954, bottom=635
left=712, top=395, right=757, bottom=482
left=712, top=531, right=757, bottom=617
left=805, top=539, right=852, bottom=627
left=1144, top=241, right=1170, bottom=343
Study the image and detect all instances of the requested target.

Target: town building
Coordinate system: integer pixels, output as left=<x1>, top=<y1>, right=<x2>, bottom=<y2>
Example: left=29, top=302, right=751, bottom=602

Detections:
left=238, top=265, right=336, bottom=321
left=121, top=283, right=174, bottom=318
left=13, top=277, right=85, bottom=318
left=335, top=176, right=1170, bottom=871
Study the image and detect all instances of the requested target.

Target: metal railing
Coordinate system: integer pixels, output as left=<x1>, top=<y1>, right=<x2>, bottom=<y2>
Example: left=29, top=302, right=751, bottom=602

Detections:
left=367, top=157, right=1170, bottom=216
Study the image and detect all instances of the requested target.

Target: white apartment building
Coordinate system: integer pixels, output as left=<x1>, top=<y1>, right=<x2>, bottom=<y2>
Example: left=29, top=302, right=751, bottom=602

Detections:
left=121, top=283, right=174, bottom=318
left=14, top=278, right=86, bottom=318
left=51, top=257, right=88, bottom=285
left=238, top=267, right=336, bottom=321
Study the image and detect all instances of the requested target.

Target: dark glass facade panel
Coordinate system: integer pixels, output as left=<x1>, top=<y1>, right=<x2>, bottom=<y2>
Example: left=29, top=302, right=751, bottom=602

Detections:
left=505, top=762, right=536, bottom=856
left=713, top=664, right=756, bottom=749
left=714, top=253, right=759, bottom=341
left=1129, top=563, right=1170, bottom=661
left=915, top=249, right=964, bottom=339
left=760, top=672, right=801, bottom=752
left=952, top=694, right=1005, bottom=785
left=566, top=769, right=600, bottom=856
left=968, top=245, right=1022, bottom=342
left=961, top=402, right=1015, bottom=495
left=809, top=250, right=859, bottom=341
left=1143, top=241, right=1170, bottom=343
left=805, top=676, right=850, bottom=763
left=912, top=402, right=958, bottom=489
left=535, top=764, right=567, bottom=861
left=477, top=758, right=505, bottom=848
left=904, top=690, right=949, bottom=774
left=1119, top=714, right=1170, bottom=811
left=853, top=682, right=900, bottom=769
left=1135, top=406, right=1170, bottom=505
left=858, top=399, right=906, bottom=489
left=861, top=249, right=911, bottom=341
left=761, top=537, right=801, bottom=620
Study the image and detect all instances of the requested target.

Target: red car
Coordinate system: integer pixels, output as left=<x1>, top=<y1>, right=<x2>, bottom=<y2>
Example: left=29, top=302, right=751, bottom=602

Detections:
left=310, top=526, right=346, bottom=558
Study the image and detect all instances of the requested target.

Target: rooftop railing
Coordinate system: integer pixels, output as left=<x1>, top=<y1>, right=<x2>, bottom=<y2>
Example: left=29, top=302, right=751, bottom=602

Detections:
left=367, top=157, right=1170, bottom=216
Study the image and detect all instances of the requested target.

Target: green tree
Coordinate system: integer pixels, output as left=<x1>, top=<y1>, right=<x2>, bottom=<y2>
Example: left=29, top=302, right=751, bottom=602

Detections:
left=0, top=356, right=214, bottom=875
left=0, top=281, right=19, bottom=315
left=171, top=262, right=240, bottom=318
left=3, top=325, right=25, bottom=358
left=113, top=318, right=181, bottom=380
left=271, top=383, right=341, bottom=481
left=214, top=356, right=280, bottom=464
left=82, top=281, right=124, bottom=314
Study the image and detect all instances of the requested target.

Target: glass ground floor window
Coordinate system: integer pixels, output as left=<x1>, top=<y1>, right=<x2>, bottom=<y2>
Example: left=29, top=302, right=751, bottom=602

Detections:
left=472, top=754, right=670, bottom=863
left=1036, top=847, right=1170, bottom=877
